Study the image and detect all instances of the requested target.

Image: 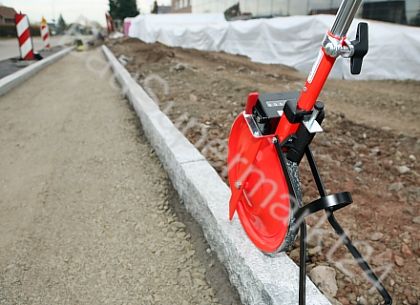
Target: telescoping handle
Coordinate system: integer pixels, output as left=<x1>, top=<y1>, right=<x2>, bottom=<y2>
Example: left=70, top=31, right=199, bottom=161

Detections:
left=275, top=0, right=367, bottom=140
left=330, top=0, right=362, bottom=38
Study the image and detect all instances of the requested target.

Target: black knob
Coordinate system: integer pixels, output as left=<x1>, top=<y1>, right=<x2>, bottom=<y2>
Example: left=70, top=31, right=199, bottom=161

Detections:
left=315, top=101, right=324, bottom=111
left=350, top=22, right=369, bottom=75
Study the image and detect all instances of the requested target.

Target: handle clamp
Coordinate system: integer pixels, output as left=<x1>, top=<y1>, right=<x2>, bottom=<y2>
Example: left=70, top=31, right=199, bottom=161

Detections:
left=322, top=22, right=369, bottom=75
left=350, top=22, right=369, bottom=74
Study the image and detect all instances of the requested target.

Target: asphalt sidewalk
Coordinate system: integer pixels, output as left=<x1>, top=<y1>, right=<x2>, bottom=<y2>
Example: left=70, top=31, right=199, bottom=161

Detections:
left=0, top=49, right=240, bottom=305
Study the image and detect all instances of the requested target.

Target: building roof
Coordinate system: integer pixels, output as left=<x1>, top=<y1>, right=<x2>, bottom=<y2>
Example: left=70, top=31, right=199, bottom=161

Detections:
left=0, top=5, right=17, bottom=19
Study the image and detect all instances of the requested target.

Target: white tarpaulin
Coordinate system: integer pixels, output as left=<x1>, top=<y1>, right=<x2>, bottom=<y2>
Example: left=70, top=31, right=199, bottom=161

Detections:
left=128, top=14, right=420, bottom=81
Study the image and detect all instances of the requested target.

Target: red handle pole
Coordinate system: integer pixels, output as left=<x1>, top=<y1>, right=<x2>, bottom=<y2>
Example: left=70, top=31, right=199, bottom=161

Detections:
left=274, top=0, right=362, bottom=141
left=275, top=49, right=336, bottom=140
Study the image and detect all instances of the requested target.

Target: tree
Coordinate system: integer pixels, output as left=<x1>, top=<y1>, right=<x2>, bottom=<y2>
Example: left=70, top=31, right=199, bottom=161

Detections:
left=151, top=1, right=158, bottom=14
left=109, top=0, right=139, bottom=21
left=56, top=14, right=67, bottom=34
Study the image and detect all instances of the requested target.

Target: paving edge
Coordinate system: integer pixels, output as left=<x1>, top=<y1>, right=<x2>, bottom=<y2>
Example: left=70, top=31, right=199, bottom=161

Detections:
left=0, top=47, right=74, bottom=97
left=102, top=45, right=332, bottom=305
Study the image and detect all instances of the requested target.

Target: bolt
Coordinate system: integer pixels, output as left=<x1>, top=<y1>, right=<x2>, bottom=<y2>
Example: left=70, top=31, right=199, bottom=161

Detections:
left=235, top=181, right=242, bottom=189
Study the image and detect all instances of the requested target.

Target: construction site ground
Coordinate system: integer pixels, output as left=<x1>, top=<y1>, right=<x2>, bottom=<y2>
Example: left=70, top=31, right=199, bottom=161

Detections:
left=108, top=38, right=420, bottom=305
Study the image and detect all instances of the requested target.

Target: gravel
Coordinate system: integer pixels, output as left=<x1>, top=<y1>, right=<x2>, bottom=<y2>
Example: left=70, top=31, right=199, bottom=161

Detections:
left=397, top=165, right=411, bottom=175
left=388, top=182, right=404, bottom=192
left=309, top=266, right=338, bottom=299
left=0, top=49, right=241, bottom=305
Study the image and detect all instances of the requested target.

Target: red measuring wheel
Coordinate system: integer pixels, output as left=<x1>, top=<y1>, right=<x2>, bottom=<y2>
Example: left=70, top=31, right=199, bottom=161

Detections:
left=226, top=1, right=393, bottom=304
left=227, top=92, right=302, bottom=254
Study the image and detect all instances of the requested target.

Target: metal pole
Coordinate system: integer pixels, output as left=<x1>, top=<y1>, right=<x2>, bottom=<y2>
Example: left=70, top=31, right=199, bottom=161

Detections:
left=330, top=0, right=362, bottom=37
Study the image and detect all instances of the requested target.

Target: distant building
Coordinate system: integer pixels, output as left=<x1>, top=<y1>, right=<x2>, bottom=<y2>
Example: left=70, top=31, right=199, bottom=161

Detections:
left=191, top=0, right=420, bottom=26
left=0, top=5, right=17, bottom=25
left=171, top=0, right=192, bottom=13
left=362, top=0, right=409, bottom=24
left=157, top=5, right=172, bottom=14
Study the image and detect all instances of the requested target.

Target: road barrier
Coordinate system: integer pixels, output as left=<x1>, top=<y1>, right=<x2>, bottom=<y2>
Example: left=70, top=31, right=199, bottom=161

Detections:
left=105, top=13, right=115, bottom=34
left=40, top=17, right=51, bottom=49
left=15, top=13, right=35, bottom=60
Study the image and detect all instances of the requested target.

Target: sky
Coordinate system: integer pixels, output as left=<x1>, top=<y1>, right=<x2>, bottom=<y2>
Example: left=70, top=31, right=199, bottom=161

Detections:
left=0, top=0, right=170, bottom=25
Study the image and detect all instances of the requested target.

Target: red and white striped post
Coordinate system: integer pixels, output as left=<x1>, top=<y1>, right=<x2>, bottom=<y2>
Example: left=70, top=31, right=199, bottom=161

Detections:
left=15, top=12, right=35, bottom=60
left=40, top=17, right=51, bottom=49
left=105, top=13, right=115, bottom=34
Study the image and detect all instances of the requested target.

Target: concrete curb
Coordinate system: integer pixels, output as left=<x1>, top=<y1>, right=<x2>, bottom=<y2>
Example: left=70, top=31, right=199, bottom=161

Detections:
left=0, top=47, right=74, bottom=97
left=102, top=45, right=332, bottom=305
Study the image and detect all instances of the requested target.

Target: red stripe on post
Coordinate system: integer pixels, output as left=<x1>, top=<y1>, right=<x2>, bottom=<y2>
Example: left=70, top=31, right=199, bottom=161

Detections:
left=17, top=25, right=35, bottom=60
left=15, top=13, right=24, bottom=23
left=18, top=28, right=31, bottom=45
left=23, top=50, right=34, bottom=60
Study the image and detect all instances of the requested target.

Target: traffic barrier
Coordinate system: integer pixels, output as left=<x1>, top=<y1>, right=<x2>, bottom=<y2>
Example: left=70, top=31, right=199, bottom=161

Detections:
left=123, top=17, right=133, bottom=36
left=105, top=13, right=115, bottom=34
left=40, top=17, right=51, bottom=49
left=15, top=13, right=35, bottom=60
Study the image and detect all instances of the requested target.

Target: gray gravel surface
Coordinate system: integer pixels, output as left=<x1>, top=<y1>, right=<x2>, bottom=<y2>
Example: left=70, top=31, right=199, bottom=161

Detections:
left=0, top=49, right=241, bottom=305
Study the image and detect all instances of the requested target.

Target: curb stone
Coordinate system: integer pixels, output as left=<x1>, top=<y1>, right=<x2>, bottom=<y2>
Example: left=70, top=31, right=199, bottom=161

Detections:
left=102, top=45, right=332, bottom=305
left=0, top=47, right=74, bottom=97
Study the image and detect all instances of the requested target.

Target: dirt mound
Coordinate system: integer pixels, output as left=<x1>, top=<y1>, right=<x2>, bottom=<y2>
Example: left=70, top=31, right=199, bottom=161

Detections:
left=112, top=38, right=175, bottom=65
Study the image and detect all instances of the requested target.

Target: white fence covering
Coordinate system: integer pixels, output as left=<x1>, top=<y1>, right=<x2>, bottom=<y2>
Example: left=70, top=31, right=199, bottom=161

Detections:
left=128, top=14, right=420, bottom=81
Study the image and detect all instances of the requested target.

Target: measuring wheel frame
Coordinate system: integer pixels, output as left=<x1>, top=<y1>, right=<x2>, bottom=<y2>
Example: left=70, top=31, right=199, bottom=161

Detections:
left=227, top=1, right=393, bottom=304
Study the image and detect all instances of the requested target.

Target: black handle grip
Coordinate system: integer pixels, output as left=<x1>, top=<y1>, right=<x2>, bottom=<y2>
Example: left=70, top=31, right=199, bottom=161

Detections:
left=350, top=22, right=369, bottom=75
